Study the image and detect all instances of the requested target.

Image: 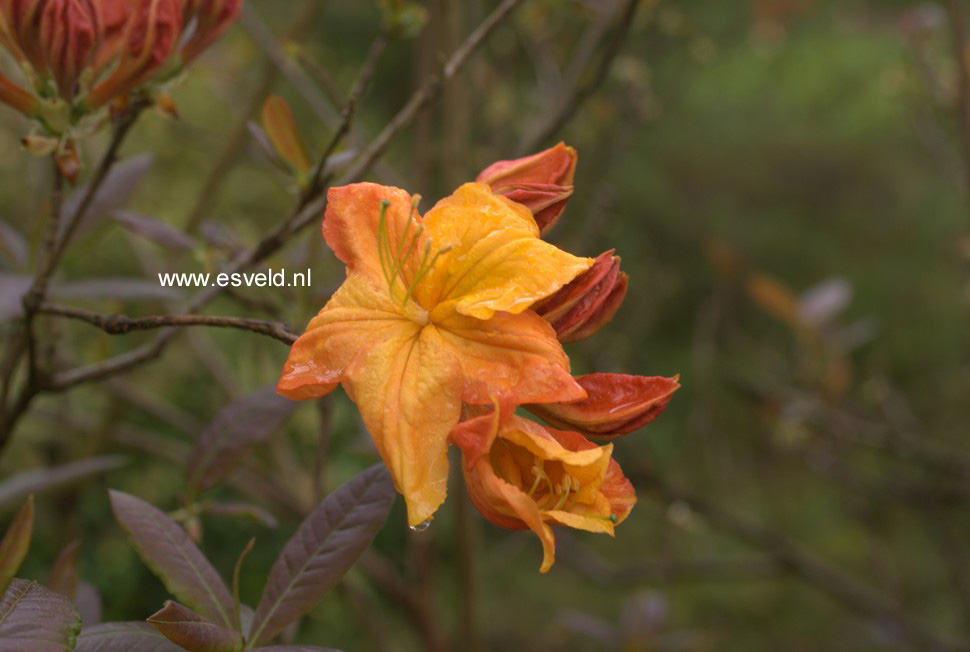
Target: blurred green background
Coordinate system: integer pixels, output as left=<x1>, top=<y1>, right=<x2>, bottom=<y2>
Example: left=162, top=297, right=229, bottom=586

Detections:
left=2, top=0, right=969, bottom=650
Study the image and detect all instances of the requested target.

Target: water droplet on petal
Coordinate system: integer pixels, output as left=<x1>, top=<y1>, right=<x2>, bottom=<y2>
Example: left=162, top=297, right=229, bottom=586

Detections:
left=409, top=518, right=432, bottom=532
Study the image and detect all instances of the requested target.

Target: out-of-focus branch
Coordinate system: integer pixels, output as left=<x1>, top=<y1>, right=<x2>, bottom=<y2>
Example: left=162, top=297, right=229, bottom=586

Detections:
left=340, top=0, right=528, bottom=184
left=358, top=552, right=450, bottom=652
left=37, top=303, right=297, bottom=344
left=48, top=0, right=530, bottom=392
left=520, top=0, right=641, bottom=153
left=305, top=28, right=391, bottom=200
left=0, top=100, right=148, bottom=449
left=636, top=467, right=964, bottom=652
left=946, top=0, right=970, bottom=212
left=183, top=0, right=325, bottom=233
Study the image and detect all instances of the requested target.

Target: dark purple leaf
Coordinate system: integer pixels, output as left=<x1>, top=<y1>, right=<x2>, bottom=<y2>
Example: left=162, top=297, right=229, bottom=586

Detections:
left=248, top=465, right=395, bottom=646
left=60, top=154, right=154, bottom=240
left=53, top=278, right=181, bottom=302
left=109, top=490, right=235, bottom=630
left=75, top=622, right=181, bottom=652
left=0, top=579, right=81, bottom=652
left=112, top=211, right=196, bottom=251
left=0, top=457, right=127, bottom=508
left=0, top=273, right=31, bottom=322
left=0, top=496, right=33, bottom=594
left=147, top=601, right=243, bottom=652
left=0, top=221, right=27, bottom=268
left=186, top=387, right=298, bottom=494
left=76, top=582, right=102, bottom=628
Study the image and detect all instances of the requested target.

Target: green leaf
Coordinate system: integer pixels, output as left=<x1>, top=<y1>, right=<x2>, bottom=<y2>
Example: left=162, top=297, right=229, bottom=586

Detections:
left=248, top=465, right=395, bottom=646
left=75, top=622, right=181, bottom=652
left=0, top=496, right=33, bottom=594
left=147, top=601, right=243, bottom=652
left=109, top=490, right=235, bottom=630
left=0, top=579, right=81, bottom=652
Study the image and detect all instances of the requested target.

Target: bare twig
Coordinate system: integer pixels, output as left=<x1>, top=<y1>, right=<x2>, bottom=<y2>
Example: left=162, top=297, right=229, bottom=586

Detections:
left=340, top=0, right=528, bottom=184
left=359, top=552, right=450, bottom=652
left=48, top=0, right=529, bottom=391
left=305, top=28, right=391, bottom=200
left=184, top=0, right=325, bottom=233
left=37, top=303, right=297, bottom=344
left=636, top=467, right=964, bottom=652
left=947, top=0, right=970, bottom=213
left=520, top=0, right=640, bottom=153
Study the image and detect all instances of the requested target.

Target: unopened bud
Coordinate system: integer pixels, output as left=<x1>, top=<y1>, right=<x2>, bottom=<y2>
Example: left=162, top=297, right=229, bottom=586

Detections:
left=532, top=249, right=628, bottom=343
left=179, top=0, right=240, bottom=65
left=526, top=373, right=680, bottom=439
left=86, top=0, right=183, bottom=109
left=39, top=0, right=103, bottom=99
left=477, top=142, right=577, bottom=233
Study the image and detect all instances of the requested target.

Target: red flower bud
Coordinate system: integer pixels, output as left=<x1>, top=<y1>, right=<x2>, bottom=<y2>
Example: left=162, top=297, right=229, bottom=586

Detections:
left=0, top=0, right=47, bottom=71
left=86, top=0, right=182, bottom=108
left=477, top=142, right=577, bottom=233
left=39, top=0, right=103, bottom=98
left=526, top=373, right=680, bottom=439
left=532, top=249, right=628, bottom=343
left=179, top=0, right=240, bottom=65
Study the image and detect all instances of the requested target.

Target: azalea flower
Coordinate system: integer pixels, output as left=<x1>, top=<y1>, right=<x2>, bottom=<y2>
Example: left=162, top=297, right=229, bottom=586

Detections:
left=450, top=400, right=636, bottom=572
left=278, top=182, right=593, bottom=526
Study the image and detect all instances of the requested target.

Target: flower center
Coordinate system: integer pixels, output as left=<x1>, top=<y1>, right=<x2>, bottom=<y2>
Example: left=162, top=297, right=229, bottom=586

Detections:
left=377, top=199, right=451, bottom=314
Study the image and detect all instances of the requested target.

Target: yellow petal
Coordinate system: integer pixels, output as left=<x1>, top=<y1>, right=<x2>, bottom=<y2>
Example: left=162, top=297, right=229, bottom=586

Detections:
left=475, top=462, right=558, bottom=573
left=434, top=309, right=586, bottom=405
left=420, top=183, right=592, bottom=320
left=344, top=324, right=462, bottom=526
left=278, top=274, right=408, bottom=399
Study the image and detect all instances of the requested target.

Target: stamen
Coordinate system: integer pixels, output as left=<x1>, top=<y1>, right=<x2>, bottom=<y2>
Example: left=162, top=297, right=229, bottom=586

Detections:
left=376, top=200, right=392, bottom=288
left=527, top=463, right=547, bottom=498
left=401, top=243, right=452, bottom=307
left=552, top=479, right=572, bottom=510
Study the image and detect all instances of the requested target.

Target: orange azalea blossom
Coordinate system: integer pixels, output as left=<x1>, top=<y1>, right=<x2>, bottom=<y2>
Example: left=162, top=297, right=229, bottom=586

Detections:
left=278, top=182, right=593, bottom=526
left=451, top=401, right=636, bottom=572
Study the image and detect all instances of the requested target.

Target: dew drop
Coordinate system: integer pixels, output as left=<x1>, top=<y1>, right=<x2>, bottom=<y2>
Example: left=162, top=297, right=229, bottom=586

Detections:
left=409, top=518, right=432, bottom=532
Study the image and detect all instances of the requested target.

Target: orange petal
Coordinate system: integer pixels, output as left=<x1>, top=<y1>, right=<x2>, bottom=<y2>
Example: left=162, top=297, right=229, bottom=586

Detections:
left=344, top=324, right=462, bottom=526
left=278, top=274, right=408, bottom=400
left=421, top=183, right=591, bottom=320
left=435, top=308, right=585, bottom=405
left=323, top=182, right=427, bottom=287
left=527, top=373, right=680, bottom=438
left=467, top=460, right=558, bottom=572
left=477, top=142, right=577, bottom=187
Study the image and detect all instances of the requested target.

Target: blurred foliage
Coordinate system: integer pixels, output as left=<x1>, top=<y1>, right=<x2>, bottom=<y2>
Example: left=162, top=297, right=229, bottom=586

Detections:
left=2, top=0, right=970, bottom=650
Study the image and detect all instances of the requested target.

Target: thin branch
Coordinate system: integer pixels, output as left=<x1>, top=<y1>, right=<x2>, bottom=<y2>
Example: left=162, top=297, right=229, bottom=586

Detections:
left=636, top=468, right=964, bottom=652
left=184, top=0, right=326, bottom=233
left=43, top=100, right=148, bottom=279
left=305, top=28, right=391, bottom=200
left=37, top=303, right=298, bottom=344
left=520, top=0, right=640, bottom=153
left=340, top=0, right=528, bottom=184
left=48, top=0, right=529, bottom=391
